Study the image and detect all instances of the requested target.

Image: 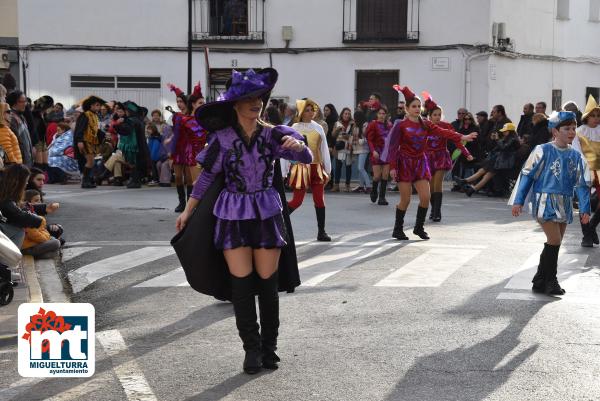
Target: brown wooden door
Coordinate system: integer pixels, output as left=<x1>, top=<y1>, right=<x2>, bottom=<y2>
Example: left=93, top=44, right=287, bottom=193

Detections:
left=357, top=0, right=408, bottom=41
left=356, top=70, right=399, bottom=113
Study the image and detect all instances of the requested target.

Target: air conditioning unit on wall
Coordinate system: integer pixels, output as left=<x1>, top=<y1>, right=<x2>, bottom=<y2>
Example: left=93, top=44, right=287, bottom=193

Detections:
left=0, top=50, right=10, bottom=69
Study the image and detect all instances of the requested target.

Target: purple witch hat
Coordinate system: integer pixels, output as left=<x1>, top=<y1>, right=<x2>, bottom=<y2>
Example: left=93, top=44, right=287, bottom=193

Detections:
left=195, top=68, right=278, bottom=131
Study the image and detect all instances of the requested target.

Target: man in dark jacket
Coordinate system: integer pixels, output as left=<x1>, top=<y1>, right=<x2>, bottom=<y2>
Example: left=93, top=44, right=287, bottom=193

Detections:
left=517, top=103, right=534, bottom=139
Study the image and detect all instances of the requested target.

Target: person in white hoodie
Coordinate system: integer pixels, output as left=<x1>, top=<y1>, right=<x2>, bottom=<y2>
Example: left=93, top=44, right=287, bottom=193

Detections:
left=281, top=98, right=332, bottom=241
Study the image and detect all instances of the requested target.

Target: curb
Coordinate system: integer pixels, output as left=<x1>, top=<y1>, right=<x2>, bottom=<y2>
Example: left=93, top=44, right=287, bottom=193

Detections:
left=35, top=257, right=70, bottom=303
left=22, top=255, right=43, bottom=303
left=21, top=254, right=70, bottom=304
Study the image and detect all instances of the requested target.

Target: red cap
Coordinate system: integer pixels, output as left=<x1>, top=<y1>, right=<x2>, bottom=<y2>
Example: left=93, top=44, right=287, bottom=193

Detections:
left=393, top=85, right=416, bottom=102
left=192, top=82, right=203, bottom=98
left=167, top=83, right=184, bottom=98
left=421, top=91, right=438, bottom=111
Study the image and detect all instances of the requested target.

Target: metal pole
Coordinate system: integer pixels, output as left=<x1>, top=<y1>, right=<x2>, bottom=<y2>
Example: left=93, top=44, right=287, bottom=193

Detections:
left=187, top=0, right=193, bottom=94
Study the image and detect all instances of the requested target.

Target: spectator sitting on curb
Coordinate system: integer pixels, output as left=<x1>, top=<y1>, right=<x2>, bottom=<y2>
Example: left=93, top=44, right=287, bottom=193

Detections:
left=21, top=189, right=62, bottom=258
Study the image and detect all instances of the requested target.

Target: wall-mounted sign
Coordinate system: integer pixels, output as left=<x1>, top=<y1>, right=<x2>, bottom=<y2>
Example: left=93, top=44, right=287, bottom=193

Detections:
left=431, top=57, right=450, bottom=71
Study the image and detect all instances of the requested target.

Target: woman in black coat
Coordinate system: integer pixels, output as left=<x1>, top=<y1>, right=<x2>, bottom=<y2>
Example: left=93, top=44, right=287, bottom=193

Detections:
left=0, top=164, right=43, bottom=247
left=457, top=123, right=520, bottom=196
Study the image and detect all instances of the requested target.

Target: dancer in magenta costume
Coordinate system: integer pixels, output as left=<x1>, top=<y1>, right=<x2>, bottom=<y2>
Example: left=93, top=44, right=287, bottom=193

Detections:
left=167, top=82, right=208, bottom=212
left=366, top=106, right=393, bottom=205
left=382, top=85, right=477, bottom=240
left=422, top=91, right=473, bottom=222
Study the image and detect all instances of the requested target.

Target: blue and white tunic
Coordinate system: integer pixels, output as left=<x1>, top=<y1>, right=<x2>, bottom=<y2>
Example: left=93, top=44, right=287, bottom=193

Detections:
left=510, top=142, right=591, bottom=223
left=48, top=130, right=80, bottom=178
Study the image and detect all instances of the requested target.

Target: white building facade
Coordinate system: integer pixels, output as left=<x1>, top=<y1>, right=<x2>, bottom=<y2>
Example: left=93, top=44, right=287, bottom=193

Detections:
left=16, top=0, right=600, bottom=121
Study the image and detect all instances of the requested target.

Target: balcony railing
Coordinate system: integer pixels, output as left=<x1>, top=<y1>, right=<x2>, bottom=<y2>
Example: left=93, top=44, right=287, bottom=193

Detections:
left=343, top=0, right=419, bottom=44
left=192, top=0, right=265, bottom=43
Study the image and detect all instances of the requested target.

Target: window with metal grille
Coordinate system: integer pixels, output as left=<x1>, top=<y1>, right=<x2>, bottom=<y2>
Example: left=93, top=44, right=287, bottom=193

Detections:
left=552, top=89, right=562, bottom=111
left=70, top=75, right=160, bottom=89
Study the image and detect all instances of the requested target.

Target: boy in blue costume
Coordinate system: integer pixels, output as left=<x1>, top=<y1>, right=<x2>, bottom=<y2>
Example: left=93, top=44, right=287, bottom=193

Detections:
left=510, top=111, right=591, bottom=295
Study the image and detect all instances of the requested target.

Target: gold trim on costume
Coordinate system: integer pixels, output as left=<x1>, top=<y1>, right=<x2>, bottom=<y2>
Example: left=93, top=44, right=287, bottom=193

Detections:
left=578, top=134, right=600, bottom=170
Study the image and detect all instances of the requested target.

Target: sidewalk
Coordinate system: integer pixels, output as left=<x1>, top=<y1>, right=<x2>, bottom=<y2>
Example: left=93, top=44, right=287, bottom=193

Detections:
left=0, top=256, right=43, bottom=343
left=0, top=254, right=67, bottom=342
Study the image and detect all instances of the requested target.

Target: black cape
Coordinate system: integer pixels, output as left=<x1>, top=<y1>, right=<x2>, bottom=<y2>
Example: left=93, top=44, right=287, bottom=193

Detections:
left=171, top=159, right=300, bottom=301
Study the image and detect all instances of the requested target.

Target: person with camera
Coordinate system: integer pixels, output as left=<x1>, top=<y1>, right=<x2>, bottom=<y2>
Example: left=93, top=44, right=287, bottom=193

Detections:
left=331, top=107, right=354, bottom=192
left=366, top=105, right=392, bottom=205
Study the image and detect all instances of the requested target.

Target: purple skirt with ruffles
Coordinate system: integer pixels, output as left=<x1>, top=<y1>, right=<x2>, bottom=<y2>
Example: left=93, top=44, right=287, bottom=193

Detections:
left=214, top=213, right=288, bottom=250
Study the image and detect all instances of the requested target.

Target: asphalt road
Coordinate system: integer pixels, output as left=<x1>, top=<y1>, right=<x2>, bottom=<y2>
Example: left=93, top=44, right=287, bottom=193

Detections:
left=1, top=183, right=599, bottom=401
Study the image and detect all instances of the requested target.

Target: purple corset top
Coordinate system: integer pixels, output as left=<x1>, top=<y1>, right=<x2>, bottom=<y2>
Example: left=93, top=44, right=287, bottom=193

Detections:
left=190, top=124, right=313, bottom=220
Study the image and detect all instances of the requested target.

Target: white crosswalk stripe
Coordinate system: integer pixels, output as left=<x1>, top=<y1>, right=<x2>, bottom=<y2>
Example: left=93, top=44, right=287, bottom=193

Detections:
left=68, top=247, right=176, bottom=293
left=374, top=248, right=482, bottom=287
left=61, top=246, right=101, bottom=262
left=134, top=267, right=188, bottom=288
left=62, top=239, right=597, bottom=304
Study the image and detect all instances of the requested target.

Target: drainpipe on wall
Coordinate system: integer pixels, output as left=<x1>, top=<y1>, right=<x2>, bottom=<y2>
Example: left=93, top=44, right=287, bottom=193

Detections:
left=461, top=48, right=491, bottom=110
left=187, top=0, right=193, bottom=94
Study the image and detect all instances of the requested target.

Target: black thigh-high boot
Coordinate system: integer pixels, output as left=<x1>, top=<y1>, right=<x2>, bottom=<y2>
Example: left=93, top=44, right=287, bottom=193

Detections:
left=174, top=185, right=186, bottom=213
left=231, top=273, right=262, bottom=374
left=257, top=271, right=280, bottom=369
left=433, top=192, right=443, bottom=222
left=413, top=206, right=430, bottom=240
left=315, top=207, right=331, bottom=241
left=581, top=220, right=594, bottom=248
left=543, top=244, right=564, bottom=295
left=370, top=180, right=379, bottom=203
left=589, top=211, right=600, bottom=245
left=429, top=193, right=435, bottom=220
left=378, top=180, right=389, bottom=205
left=392, top=208, right=409, bottom=240
left=186, top=185, right=194, bottom=200
left=531, top=243, right=549, bottom=293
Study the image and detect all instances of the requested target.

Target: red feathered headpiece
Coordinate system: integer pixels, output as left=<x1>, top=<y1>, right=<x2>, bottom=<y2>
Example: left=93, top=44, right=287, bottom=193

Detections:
left=167, top=83, right=184, bottom=98
left=192, top=82, right=203, bottom=98
left=421, top=91, right=438, bottom=112
left=393, top=85, right=416, bottom=103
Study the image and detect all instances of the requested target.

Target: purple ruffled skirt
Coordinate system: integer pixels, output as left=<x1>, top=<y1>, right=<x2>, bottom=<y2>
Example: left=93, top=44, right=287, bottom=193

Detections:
left=214, top=213, right=288, bottom=250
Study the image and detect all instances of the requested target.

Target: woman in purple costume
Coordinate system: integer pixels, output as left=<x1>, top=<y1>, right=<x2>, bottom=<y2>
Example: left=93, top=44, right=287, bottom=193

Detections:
left=176, top=69, right=312, bottom=374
